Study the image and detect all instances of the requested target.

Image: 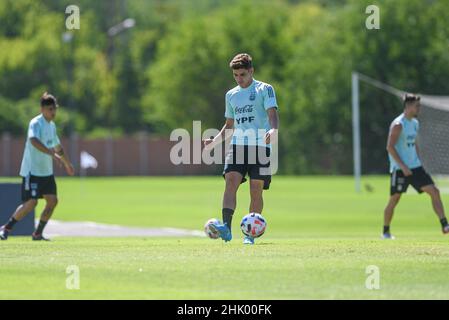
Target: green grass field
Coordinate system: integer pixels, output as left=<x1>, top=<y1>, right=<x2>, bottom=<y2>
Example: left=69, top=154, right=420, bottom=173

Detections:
left=1, top=176, right=449, bottom=299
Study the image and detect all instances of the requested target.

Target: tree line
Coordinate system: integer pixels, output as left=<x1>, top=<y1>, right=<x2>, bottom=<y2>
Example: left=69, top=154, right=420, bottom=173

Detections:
left=0, top=0, right=448, bottom=174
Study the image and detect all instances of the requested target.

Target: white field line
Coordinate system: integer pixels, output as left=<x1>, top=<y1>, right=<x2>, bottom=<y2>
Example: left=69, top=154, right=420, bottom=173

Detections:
left=39, top=220, right=205, bottom=238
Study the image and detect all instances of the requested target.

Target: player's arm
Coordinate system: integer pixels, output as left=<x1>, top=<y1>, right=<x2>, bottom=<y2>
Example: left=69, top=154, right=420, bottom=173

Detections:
left=30, top=138, right=69, bottom=171
left=30, top=137, right=61, bottom=160
left=386, top=123, right=412, bottom=176
left=54, top=144, right=75, bottom=176
left=415, top=142, right=421, bottom=159
left=28, top=121, right=61, bottom=159
left=264, top=107, right=279, bottom=144
left=203, top=118, right=234, bottom=150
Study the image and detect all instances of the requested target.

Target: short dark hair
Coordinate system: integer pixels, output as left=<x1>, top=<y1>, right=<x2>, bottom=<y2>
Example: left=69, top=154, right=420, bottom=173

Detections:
left=403, top=93, right=420, bottom=108
left=40, top=92, right=58, bottom=108
left=229, top=53, right=253, bottom=70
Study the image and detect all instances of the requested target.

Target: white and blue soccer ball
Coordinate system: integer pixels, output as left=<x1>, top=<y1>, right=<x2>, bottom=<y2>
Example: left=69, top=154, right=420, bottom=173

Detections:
left=204, top=218, right=220, bottom=239
left=240, top=213, right=267, bottom=238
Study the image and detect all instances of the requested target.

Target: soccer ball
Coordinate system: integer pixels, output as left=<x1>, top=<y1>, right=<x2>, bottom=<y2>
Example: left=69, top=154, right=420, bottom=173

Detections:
left=240, top=213, right=267, bottom=238
left=204, top=218, right=220, bottom=239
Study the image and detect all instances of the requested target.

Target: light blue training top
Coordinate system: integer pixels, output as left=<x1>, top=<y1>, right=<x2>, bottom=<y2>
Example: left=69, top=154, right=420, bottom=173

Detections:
left=225, top=79, right=278, bottom=147
left=388, top=113, right=422, bottom=173
left=20, top=114, right=61, bottom=177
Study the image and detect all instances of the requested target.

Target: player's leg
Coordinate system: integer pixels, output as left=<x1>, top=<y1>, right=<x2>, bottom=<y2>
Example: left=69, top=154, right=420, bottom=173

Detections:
left=223, top=172, right=243, bottom=213
left=383, top=169, right=408, bottom=239
left=0, top=175, right=41, bottom=240
left=242, top=179, right=265, bottom=245
left=383, top=193, right=402, bottom=239
left=249, top=179, right=264, bottom=213
left=244, top=146, right=271, bottom=245
left=210, top=171, right=243, bottom=242
left=32, top=194, right=58, bottom=241
left=421, top=184, right=449, bottom=233
left=210, top=144, right=248, bottom=242
left=0, top=199, right=38, bottom=240
left=222, top=171, right=243, bottom=229
left=410, top=167, right=449, bottom=233
left=248, top=146, right=271, bottom=213
left=32, top=175, right=57, bottom=241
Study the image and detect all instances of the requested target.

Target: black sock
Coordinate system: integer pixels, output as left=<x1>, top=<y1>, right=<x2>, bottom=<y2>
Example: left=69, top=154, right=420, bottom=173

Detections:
left=35, top=220, right=48, bottom=235
left=383, top=226, right=390, bottom=234
left=222, top=208, right=234, bottom=231
left=440, top=217, right=448, bottom=228
left=5, top=217, right=18, bottom=231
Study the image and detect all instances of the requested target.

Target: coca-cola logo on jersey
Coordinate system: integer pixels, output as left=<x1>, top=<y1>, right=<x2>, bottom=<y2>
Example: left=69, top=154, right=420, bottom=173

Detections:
left=235, top=104, right=253, bottom=115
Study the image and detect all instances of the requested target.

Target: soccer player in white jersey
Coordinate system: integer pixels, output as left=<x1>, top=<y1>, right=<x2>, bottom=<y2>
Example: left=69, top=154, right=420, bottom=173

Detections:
left=203, top=53, right=279, bottom=245
left=383, top=93, right=449, bottom=239
left=0, top=92, right=75, bottom=241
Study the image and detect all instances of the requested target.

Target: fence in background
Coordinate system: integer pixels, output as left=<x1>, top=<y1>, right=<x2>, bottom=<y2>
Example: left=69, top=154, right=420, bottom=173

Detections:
left=0, top=133, right=218, bottom=177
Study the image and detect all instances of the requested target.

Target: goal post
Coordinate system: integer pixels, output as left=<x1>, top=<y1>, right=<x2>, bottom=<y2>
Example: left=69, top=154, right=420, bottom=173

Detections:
left=351, top=72, right=361, bottom=193
left=351, top=71, right=449, bottom=193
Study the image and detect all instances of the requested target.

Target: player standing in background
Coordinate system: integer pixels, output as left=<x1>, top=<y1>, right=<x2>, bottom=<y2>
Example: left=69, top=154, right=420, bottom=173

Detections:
left=383, top=93, right=449, bottom=239
left=0, top=92, right=75, bottom=241
left=203, top=53, right=279, bottom=245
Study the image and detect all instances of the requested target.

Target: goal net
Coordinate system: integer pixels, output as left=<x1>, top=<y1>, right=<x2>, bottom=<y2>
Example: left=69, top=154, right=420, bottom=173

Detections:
left=352, top=72, right=449, bottom=193
left=418, top=95, right=449, bottom=192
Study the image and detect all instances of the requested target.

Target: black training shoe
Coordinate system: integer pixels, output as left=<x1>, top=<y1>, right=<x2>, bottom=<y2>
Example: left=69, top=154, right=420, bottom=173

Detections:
left=0, top=226, right=10, bottom=240
left=32, top=233, right=51, bottom=241
left=443, top=225, right=449, bottom=235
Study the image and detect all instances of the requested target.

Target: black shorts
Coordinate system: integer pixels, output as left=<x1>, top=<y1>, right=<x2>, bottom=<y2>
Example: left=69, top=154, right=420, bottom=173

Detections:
left=390, top=166, right=434, bottom=196
left=223, top=145, right=272, bottom=190
left=22, top=175, right=57, bottom=202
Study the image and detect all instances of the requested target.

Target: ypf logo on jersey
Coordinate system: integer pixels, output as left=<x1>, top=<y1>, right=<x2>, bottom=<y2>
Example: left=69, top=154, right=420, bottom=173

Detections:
left=236, top=116, right=255, bottom=125
left=235, top=104, right=255, bottom=125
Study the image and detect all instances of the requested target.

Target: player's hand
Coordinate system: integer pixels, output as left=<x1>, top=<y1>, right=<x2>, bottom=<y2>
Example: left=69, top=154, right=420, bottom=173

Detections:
left=203, top=138, right=215, bottom=151
left=402, top=167, right=413, bottom=176
left=51, top=150, right=63, bottom=167
left=264, top=129, right=277, bottom=144
left=65, top=163, right=75, bottom=176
